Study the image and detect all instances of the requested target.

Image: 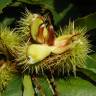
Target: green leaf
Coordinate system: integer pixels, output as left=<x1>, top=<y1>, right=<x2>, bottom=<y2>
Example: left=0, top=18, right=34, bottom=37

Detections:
left=2, top=74, right=22, bottom=96
left=37, top=77, right=53, bottom=96
left=0, top=0, right=12, bottom=13
left=10, top=2, right=22, bottom=7
left=85, top=55, right=96, bottom=73
left=0, top=92, right=1, bottom=96
left=51, top=3, right=73, bottom=25
left=0, top=18, right=15, bottom=26
left=78, top=55, right=96, bottom=82
left=75, top=12, right=96, bottom=31
left=55, top=76, right=96, bottom=96
left=17, top=0, right=73, bottom=25
left=23, top=74, right=35, bottom=96
left=79, top=68, right=96, bottom=83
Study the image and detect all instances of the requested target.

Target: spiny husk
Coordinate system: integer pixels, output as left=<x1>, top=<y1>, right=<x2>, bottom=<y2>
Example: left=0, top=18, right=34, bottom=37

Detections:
left=16, top=43, right=29, bottom=71
left=16, top=43, right=52, bottom=72
left=0, top=25, right=21, bottom=57
left=17, top=10, right=40, bottom=41
left=18, top=10, right=56, bottom=45
left=0, top=62, right=13, bottom=92
left=39, top=23, right=91, bottom=75
left=17, top=22, right=91, bottom=76
left=16, top=43, right=39, bottom=72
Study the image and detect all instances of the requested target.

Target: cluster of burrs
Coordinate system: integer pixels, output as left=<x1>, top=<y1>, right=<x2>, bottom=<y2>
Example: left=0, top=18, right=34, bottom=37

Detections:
left=0, top=10, right=90, bottom=91
left=16, top=10, right=90, bottom=74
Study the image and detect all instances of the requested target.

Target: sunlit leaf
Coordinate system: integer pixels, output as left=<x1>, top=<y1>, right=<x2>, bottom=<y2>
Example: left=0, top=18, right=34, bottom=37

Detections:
left=23, top=75, right=35, bottom=96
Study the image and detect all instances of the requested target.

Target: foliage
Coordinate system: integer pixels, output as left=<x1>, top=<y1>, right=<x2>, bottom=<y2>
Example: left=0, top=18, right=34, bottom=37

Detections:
left=0, top=0, right=12, bottom=13
left=2, top=74, right=22, bottom=96
left=0, top=0, right=96, bottom=96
